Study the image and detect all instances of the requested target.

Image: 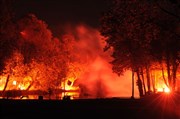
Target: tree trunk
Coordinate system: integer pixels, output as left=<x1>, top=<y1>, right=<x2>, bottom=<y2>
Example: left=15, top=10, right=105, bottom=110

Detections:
left=140, top=68, right=146, bottom=95
left=145, top=65, right=151, bottom=94
left=151, top=73, right=156, bottom=93
left=150, top=70, right=156, bottom=93
left=26, top=81, right=34, bottom=91
left=2, top=75, right=10, bottom=98
left=166, top=53, right=172, bottom=89
left=136, top=69, right=144, bottom=97
left=131, top=70, right=134, bottom=99
left=172, top=58, right=178, bottom=91
left=161, top=62, right=169, bottom=88
left=3, top=75, right=10, bottom=92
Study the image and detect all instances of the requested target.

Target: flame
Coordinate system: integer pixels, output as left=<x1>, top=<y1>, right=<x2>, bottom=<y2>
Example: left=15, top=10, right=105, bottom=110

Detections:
left=12, top=80, right=17, bottom=85
left=150, top=68, right=172, bottom=94
left=0, top=24, right=179, bottom=100
left=0, top=76, right=7, bottom=90
left=164, top=87, right=170, bottom=93
left=61, top=77, right=80, bottom=100
left=18, top=84, right=25, bottom=90
left=157, top=86, right=170, bottom=93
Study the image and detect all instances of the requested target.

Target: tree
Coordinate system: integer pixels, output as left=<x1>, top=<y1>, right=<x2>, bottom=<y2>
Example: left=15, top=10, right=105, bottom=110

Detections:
left=100, top=0, right=159, bottom=97
left=100, top=0, right=180, bottom=97
left=17, top=14, right=53, bottom=63
left=2, top=51, right=27, bottom=90
left=150, top=0, right=180, bottom=91
left=0, top=14, right=70, bottom=99
left=16, top=14, right=69, bottom=95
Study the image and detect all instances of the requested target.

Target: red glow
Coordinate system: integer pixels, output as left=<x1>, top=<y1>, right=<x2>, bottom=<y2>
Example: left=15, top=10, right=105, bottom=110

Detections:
left=1, top=23, right=179, bottom=100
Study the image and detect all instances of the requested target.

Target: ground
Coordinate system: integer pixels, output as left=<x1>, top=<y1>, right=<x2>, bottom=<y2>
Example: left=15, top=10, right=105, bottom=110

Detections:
left=0, top=93, right=180, bottom=119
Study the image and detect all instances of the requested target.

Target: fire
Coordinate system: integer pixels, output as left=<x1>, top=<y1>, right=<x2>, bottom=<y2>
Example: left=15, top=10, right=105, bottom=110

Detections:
left=164, top=87, right=170, bottom=93
left=0, top=19, right=179, bottom=100
left=18, top=84, right=25, bottom=90
left=61, top=77, right=80, bottom=100
left=0, top=76, right=7, bottom=90
left=12, top=80, right=17, bottom=85
left=157, top=86, right=170, bottom=93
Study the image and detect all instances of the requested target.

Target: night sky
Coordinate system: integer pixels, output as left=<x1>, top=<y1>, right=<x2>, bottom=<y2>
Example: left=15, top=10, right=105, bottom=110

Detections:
left=13, top=0, right=110, bottom=29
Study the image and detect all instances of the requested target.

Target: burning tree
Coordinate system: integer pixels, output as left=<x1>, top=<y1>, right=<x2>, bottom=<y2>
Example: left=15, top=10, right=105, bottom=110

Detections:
left=100, top=0, right=180, bottom=97
left=17, top=14, right=69, bottom=91
left=0, top=13, right=74, bottom=99
left=0, top=9, right=107, bottom=99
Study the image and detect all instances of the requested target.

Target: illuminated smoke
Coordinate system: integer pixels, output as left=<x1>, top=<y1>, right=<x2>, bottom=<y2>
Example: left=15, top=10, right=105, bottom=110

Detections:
left=61, top=24, right=139, bottom=98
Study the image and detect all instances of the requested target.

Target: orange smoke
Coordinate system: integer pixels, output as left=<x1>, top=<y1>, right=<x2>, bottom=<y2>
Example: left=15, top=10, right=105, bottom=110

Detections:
left=62, top=24, right=139, bottom=98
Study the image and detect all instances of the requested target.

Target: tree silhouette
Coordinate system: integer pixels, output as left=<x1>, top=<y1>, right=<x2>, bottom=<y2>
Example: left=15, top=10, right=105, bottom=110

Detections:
left=100, top=0, right=157, bottom=97
left=150, top=0, right=180, bottom=91
left=100, top=0, right=180, bottom=96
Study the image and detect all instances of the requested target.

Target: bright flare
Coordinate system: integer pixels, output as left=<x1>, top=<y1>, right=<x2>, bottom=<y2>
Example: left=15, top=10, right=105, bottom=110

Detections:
left=164, top=87, right=170, bottom=93
left=157, top=87, right=170, bottom=93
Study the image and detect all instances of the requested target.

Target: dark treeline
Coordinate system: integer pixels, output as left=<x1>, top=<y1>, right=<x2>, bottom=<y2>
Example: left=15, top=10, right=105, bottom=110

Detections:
left=100, top=0, right=180, bottom=97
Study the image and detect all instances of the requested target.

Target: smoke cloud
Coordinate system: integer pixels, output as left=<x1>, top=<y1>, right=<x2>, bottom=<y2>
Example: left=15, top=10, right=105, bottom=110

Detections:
left=61, top=24, right=139, bottom=98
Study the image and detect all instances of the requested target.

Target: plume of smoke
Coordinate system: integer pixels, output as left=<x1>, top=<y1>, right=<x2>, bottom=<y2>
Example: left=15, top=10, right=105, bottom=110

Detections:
left=61, top=24, right=139, bottom=98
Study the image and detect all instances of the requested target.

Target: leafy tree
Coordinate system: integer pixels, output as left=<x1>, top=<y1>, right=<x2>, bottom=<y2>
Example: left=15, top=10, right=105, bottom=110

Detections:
left=100, top=0, right=180, bottom=97
left=16, top=14, right=69, bottom=94
left=0, top=1, right=80, bottom=98
left=2, top=51, right=27, bottom=90
left=0, top=14, right=70, bottom=99
left=17, top=14, right=53, bottom=63
left=100, top=0, right=159, bottom=97
left=150, top=0, right=180, bottom=91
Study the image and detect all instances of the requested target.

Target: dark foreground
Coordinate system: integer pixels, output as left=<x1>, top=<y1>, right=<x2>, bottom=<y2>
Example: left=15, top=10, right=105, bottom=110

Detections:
left=0, top=93, right=180, bottom=119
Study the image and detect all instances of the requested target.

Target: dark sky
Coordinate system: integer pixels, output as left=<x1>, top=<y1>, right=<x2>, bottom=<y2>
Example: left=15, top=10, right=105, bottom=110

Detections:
left=13, top=0, right=110, bottom=29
